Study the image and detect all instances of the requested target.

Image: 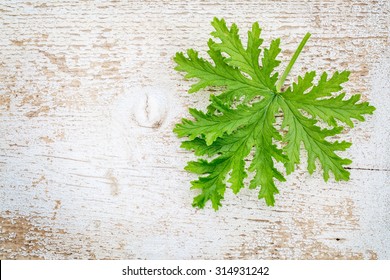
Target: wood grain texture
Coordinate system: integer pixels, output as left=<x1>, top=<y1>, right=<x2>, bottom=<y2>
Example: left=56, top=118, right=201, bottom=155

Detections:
left=0, top=0, right=389, bottom=259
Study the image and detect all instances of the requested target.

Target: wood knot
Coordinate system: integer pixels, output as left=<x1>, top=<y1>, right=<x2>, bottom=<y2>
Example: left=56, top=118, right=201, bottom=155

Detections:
left=131, top=88, right=168, bottom=128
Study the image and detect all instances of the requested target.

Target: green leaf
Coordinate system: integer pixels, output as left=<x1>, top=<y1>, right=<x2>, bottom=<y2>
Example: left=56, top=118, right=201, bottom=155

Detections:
left=210, top=18, right=263, bottom=83
left=174, top=95, right=270, bottom=145
left=174, top=17, right=375, bottom=210
left=278, top=96, right=353, bottom=180
left=283, top=71, right=375, bottom=127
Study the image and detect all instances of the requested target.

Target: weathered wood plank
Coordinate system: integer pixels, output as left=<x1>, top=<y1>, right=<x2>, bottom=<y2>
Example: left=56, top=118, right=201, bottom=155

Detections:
left=0, top=0, right=389, bottom=259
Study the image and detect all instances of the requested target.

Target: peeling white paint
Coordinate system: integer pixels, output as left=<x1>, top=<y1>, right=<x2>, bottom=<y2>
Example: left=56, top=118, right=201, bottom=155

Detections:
left=0, top=0, right=389, bottom=259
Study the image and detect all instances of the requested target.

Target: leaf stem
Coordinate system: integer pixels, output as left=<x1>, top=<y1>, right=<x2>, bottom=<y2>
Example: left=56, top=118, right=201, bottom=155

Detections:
left=276, top=32, right=311, bottom=92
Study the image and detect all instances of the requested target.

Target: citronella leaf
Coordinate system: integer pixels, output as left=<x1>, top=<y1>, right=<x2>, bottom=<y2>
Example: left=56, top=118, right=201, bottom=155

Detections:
left=283, top=71, right=375, bottom=127
left=174, top=17, right=375, bottom=210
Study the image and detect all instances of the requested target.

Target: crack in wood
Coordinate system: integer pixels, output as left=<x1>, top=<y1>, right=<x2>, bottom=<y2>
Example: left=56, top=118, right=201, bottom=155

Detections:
left=345, top=167, right=390, bottom=172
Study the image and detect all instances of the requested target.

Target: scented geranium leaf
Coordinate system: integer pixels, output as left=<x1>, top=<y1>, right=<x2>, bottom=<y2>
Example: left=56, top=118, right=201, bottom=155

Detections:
left=204, top=37, right=279, bottom=114
left=278, top=96, right=353, bottom=180
left=174, top=17, right=375, bottom=210
left=180, top=96, right=286, bottom=209
left=210, top=18, right=263, bottom=83
left=174, top=39, right=272, bottom=99
left=174, top=95, right=269, bottom=145
left=186, top=128, right=253, bottom=210
left=284, top=71, right=375, bottom=127
left=308, top=93, right=375, bottom=127
left=309, top=71, right=350, bottom=98
left=248, top=100, right=287, bottom=206
left=181, top=130, right=249, bottom=157
left=185, top=159, right=218, bottom=174
left=181, top=138, right=223, bottom=157
left=259, top=39, right=281, bottom=89
left=213, top=87, right=256, bottom=105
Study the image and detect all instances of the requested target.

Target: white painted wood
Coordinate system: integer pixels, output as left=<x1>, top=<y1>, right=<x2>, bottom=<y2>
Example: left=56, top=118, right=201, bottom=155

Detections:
left=0, top=0, right=389, bottom=259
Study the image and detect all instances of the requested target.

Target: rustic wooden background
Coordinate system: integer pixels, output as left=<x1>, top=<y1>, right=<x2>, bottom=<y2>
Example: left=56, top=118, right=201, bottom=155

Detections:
left=1, top=0, right=389, bottom=259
